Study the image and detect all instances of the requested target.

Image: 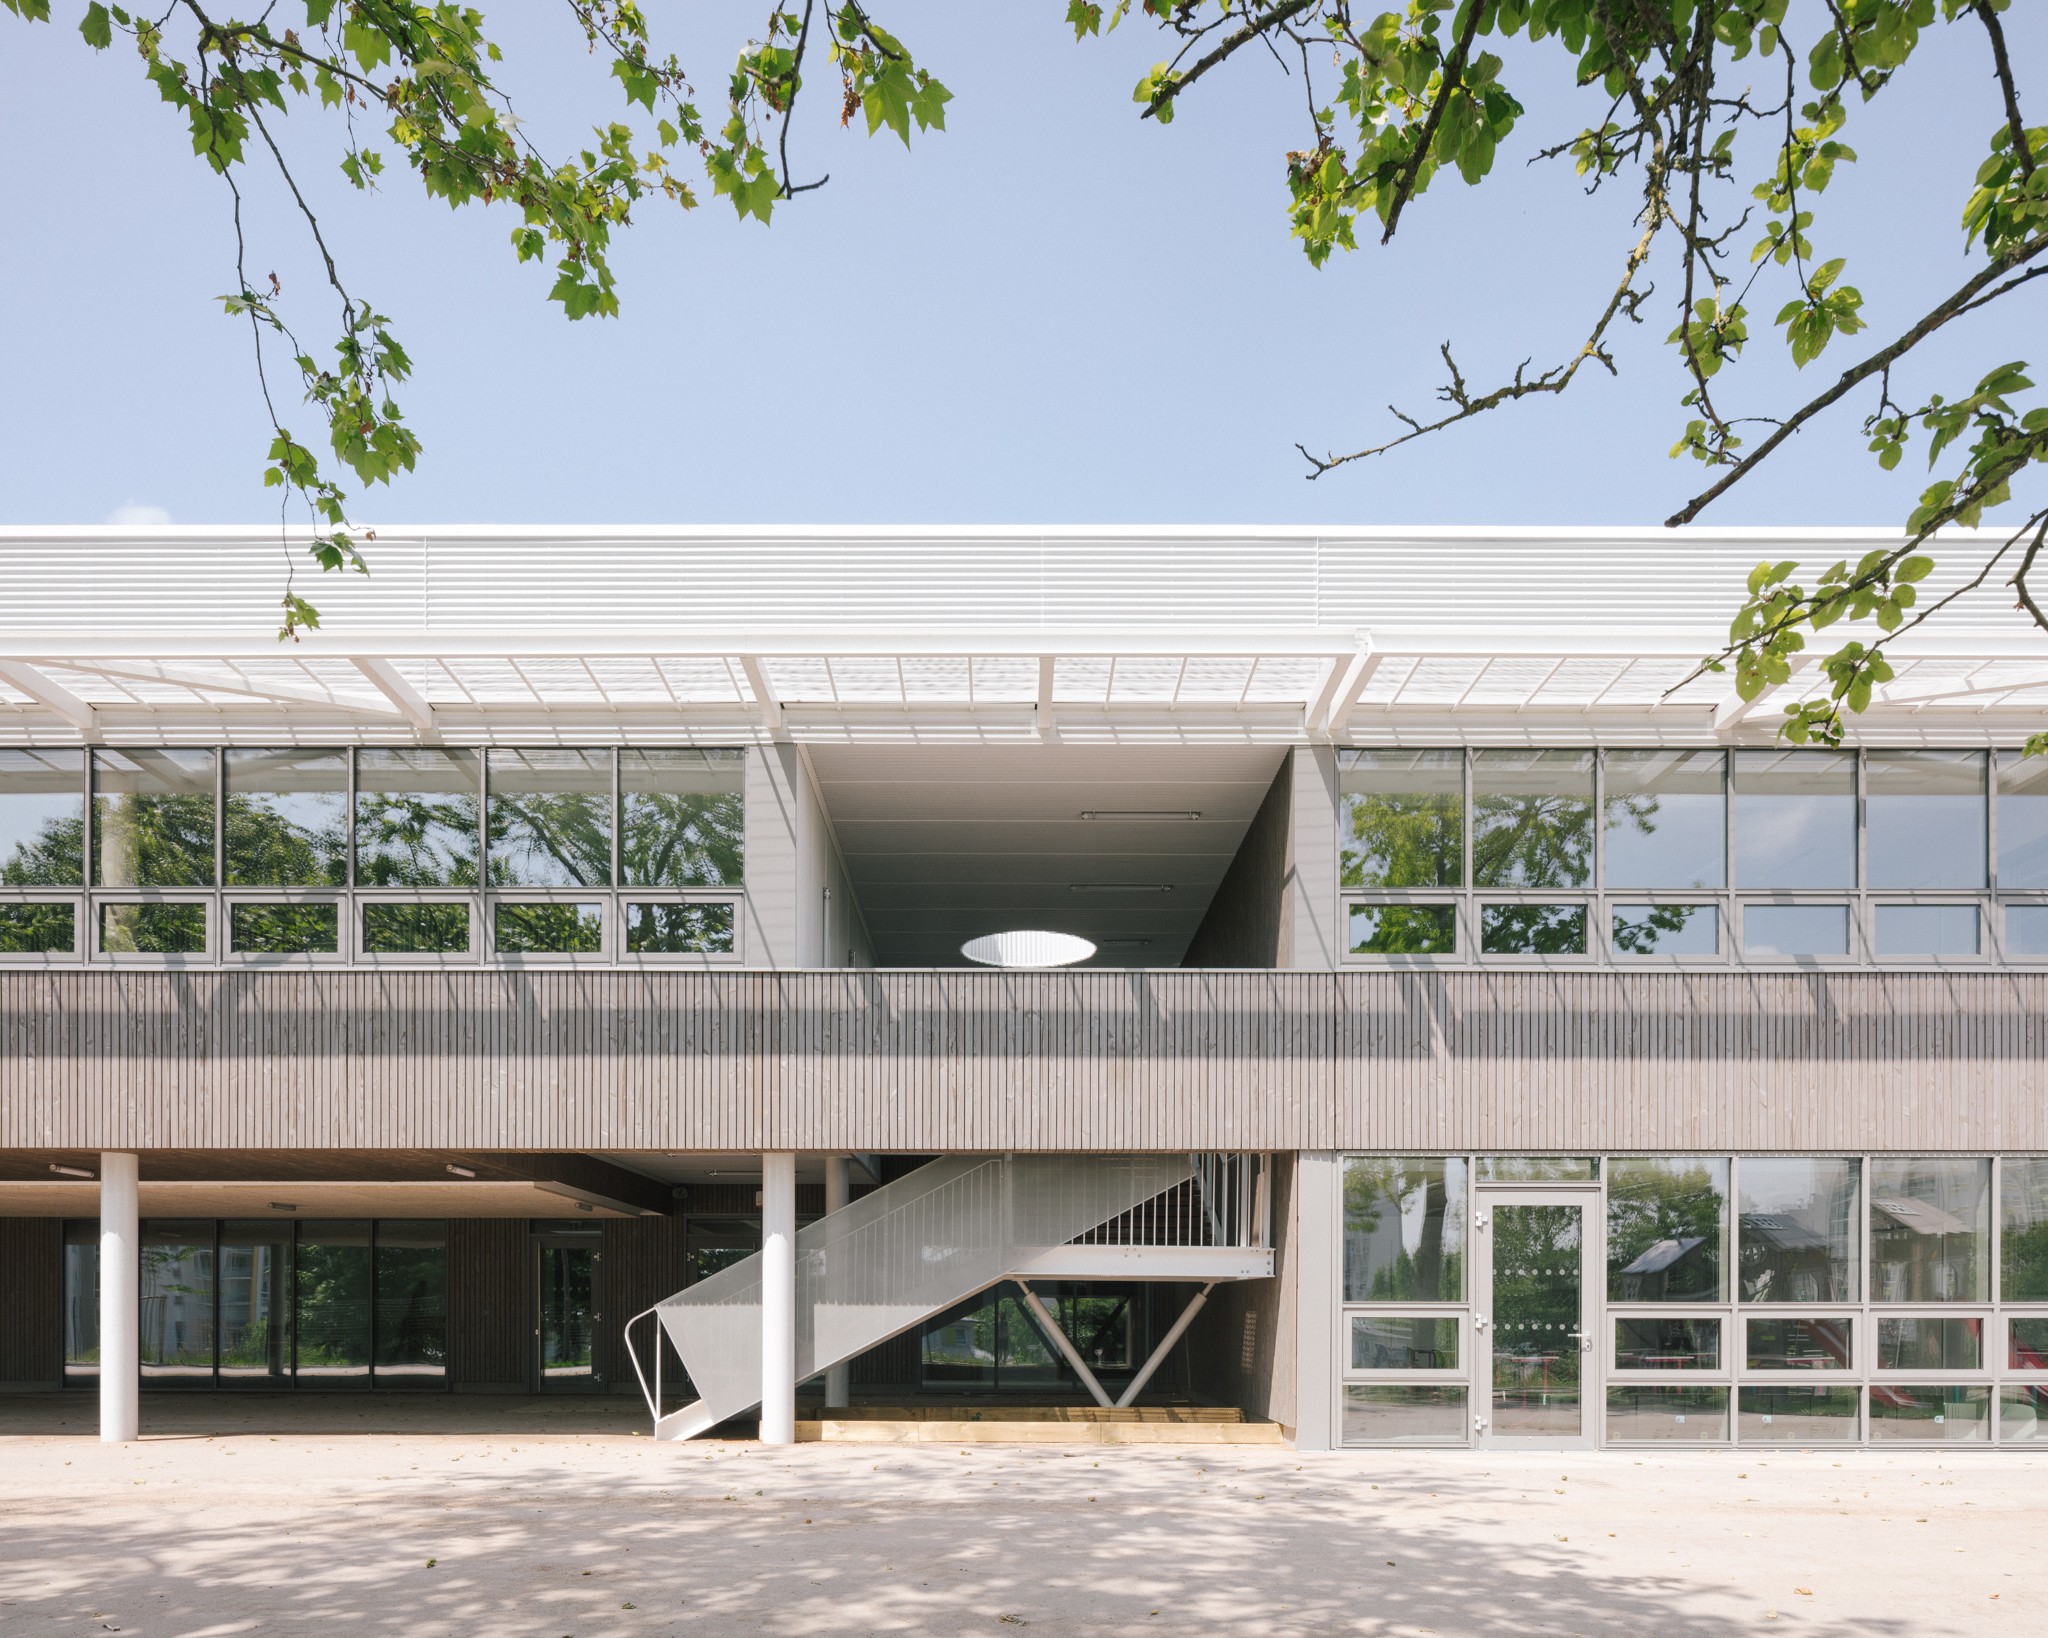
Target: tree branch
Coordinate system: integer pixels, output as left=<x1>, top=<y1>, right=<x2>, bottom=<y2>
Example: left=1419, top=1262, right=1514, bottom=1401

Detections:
left=1378, top=0, right=1484, bottom=244
left=1974, top=0, right=2035, bottom=178
left=1299, top=210, right=1659, bottom=477
left=1141, top=0, right=1316, bottom=120
left=1664, top=231, right=2048, bottom=526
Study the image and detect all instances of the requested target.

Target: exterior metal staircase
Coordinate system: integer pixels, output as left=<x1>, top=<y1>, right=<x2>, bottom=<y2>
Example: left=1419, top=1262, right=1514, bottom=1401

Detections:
left=625, top=1153, right=1269, bottom=1440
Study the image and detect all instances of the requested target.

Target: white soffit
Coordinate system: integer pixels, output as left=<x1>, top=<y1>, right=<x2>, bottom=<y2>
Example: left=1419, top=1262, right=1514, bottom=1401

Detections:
left=0, top=527, right=2040, bottom=744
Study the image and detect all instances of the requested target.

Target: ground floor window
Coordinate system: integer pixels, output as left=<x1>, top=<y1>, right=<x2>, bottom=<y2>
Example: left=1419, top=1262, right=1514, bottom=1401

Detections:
left=1338, top=1155, right=2048, bottom=1448
left=64, top=1218, right=447, bottom=1390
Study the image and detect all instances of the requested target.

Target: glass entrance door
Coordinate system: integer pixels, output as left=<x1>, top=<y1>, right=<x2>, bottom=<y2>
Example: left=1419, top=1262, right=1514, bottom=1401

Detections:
left=1476, top=1191, right=1597, bottom=1446
left=537, top=1239, right=603, bottom=1390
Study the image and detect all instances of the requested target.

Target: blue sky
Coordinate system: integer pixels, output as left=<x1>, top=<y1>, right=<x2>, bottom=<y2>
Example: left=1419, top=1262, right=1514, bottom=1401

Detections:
left=0, top=4, right=2038, bottom=529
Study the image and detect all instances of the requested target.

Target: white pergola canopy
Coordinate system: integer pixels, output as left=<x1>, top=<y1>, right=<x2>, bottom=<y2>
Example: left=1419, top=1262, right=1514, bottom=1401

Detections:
left=1, top=526, right=2039, bottom=745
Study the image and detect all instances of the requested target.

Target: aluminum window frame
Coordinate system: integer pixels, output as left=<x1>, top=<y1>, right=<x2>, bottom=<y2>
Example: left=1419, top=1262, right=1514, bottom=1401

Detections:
left=0, top=890, right=84, bottom=965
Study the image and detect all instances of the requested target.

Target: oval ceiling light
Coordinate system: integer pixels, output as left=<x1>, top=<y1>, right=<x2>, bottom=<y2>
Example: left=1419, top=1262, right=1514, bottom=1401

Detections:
left=961, top=930, right=1097, bottom=969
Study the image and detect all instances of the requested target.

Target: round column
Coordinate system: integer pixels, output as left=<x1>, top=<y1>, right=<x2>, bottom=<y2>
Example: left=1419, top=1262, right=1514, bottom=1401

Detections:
left=759, top=1151, right=797, bottom=1445
left=98, top=1152, right=140, bottom=1444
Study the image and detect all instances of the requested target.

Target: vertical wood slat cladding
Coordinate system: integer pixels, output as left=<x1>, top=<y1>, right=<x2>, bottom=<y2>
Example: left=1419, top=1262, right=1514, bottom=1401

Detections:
left=447, top=1219, right=528, bottom=1391
left=0, top=1218, right=63, bottom=1387
left=2, top=970, right=2043, bottom=1153
left=600, top=1217, right=691, bottom=1390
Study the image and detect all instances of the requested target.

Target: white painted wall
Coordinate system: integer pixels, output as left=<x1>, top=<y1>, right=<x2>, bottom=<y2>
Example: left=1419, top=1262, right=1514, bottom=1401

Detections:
left=1288, top=746, right=1340, bottom=970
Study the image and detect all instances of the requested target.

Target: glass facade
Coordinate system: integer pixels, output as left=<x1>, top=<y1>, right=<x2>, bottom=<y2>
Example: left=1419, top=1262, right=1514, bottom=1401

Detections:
left=1339, top=1154, right=2048, bottom=1448
left=1339, top=747, right=2046, bottom=968
left=65, top=1218, right=448, bottom=1389
left=1, top=746, right=745, bottom=964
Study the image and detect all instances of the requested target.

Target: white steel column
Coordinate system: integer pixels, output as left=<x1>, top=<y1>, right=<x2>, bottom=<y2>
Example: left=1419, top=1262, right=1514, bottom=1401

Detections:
left=759, top=1151, right=797, bottom=1444
left=822, top=1156, right=851, bottom=1410
left=99, top=1152, right=140, bottom=1444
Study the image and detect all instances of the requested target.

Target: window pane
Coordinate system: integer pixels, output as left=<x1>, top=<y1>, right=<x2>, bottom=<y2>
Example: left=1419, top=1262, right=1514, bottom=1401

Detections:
left=1739, top=1157, right=1860, bottom=1302
left=1733, top=750, right=1854, bottom=888
left=1865, top=750, right=1985, bottom=888
left=100, top=902, right=206, bottom=955
left=64, top=1223, right=98, bottom=1379
left=1336, top=749, right=1463, bottom=889
left=1603, top=750, right=1725, bottom=888
left=1868, top=1384, right=1989, bottom=1442
left=625, top=901, right=735, bottom=955
left=1479, top=1157, right=1598, bottom=1181
left=0, top=903, right=76, bottom=954
left=1745, top=1315, right=1853, bottom=1370
left=1742, top=903, right=1849, bottom=957
left=140, top=1221, right=215, bottom=1382
left=0, top=748, right=85, bottom=885
left=1341, top=1383, right=1467, bottom=1446
left=1607, top=1157, right=1727, bottom=1301
left=92, top=749, right=215, bottom=887
left=487, top=749, right=613, bottom=887
left=1348, top=903, right=1455, bottom=955
left=2003, top=1158, right=2048, bottom=1301
left=1480, top=902, right=1586, bottom=954
left=2006, top=905, right=2048, bottom=956
left=2009, top=1318, right=2048, bottom=1370
left=223, top=749, right=348, bottom=887
left=375, top=1221, right=447, bottom=1384
left=354, top=749, right=480, bottom=887
left=1606, top=1385, right=1727, bottom=1442
left=620, top=749, right=745, bottom=887
left=362, top=902, right=470, bottom=955
left=1342, top=1157, right=1466, bottom=1302
left=1876, top=1316, right=1983, bottom=1371
left=1738, top=1385, right=1860, bottom=1443
left=1871, top=1157, right=1989, bottom=1302
left=495, top=901, right=603, bottom=954
left=230, top=902, right=339, bottom=955
left=1614, top=1317, right=1720, bottom=1370
left=1612, top=903, right=1718, bottom=955
left=1472, top=750, right=1593, bottom=888
left=1996, top=750, right=2048, bottom=887
left=1349, top=1315, right=1458, bottom=1371
left=218, top=1220, right=293, bottom=1388
left=1998, top=1386, right=2047, bottom=1444
left=296, top=1221, right=371, bottom=1386
left=1874, top=904, right=1979, bottom=956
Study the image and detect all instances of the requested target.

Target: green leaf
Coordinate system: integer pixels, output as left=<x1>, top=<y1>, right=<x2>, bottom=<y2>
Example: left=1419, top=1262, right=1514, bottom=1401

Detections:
left=79, top=1, right=110, bottom=48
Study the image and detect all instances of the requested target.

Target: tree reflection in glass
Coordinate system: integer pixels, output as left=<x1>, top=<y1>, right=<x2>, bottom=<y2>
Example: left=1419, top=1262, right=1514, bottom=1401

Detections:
left=1338, top=749, right=1462, bottom=888
left=1472, top=750, right=1593, bottom=888
left=92, top=749, right=216, bottom=887
left=225, top=749, right=348, bottom=886
left=354, top=749, right=481, bottom=886
left=487, top=749, right=613, bottom=887
left=1343, top=1157, right=1466, bottom=1301
left=621, top=749, right=744, bottom=886
left=0, top=749, right=85, bottom=886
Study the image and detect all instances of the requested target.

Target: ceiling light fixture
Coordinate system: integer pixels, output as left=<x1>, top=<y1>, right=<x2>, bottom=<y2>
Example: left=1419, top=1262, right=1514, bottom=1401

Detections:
left=961, top=930, right=1097, bottom=968
left=48, top=1163, right=95, bottom=1180
left=1079, top=810, right=1201, bottom=821
left=445, top=1163, right=478, bottom=1179
left=270, top=1202, right=298, bottom=1213
left=1068, top=883, right=1174, bottom=894
left=1096, top=938, right=1154, bottom=948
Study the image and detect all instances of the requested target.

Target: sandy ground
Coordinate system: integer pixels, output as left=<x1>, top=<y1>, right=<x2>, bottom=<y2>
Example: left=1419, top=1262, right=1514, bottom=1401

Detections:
left=0, top=1396, right=2040, bottom=1636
